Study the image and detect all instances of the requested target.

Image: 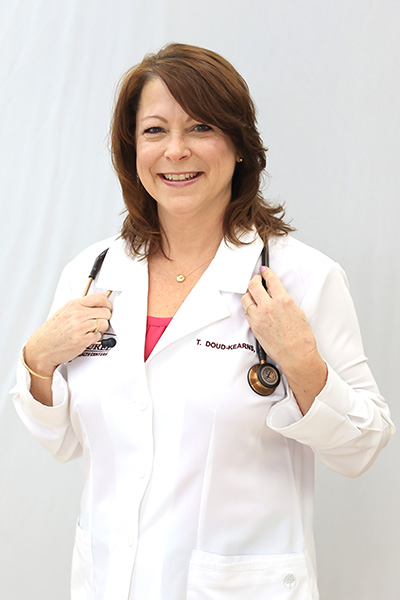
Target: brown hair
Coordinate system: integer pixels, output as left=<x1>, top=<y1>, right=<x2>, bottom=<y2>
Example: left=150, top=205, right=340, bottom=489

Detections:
left=110, top=43, right=293, bottom=257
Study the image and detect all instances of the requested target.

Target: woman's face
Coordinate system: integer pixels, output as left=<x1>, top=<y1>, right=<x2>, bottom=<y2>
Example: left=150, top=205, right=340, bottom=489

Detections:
left=135, top=77, right=239, bottom=224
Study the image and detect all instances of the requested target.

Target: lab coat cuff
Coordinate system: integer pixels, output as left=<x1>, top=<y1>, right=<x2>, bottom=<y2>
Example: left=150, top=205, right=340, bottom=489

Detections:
left=11, top=362, right=70, bottom=428
left=266, top=364, right=362, bottom=448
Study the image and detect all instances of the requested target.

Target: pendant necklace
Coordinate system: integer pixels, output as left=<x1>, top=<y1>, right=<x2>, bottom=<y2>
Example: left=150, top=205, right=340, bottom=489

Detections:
left=175, top=256, right=215, bottom=283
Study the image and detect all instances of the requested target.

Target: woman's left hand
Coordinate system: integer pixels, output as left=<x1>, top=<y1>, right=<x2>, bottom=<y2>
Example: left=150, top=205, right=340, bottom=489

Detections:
left=241, top=266, right=327, bottom=414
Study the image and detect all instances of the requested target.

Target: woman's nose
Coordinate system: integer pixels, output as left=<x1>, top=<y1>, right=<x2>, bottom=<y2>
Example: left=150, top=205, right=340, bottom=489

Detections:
left=163, top=132, right=191, bottom=161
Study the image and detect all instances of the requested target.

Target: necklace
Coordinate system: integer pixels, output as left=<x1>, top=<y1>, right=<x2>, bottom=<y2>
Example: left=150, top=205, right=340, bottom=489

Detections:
left=174, top=256, right=215, bottom=283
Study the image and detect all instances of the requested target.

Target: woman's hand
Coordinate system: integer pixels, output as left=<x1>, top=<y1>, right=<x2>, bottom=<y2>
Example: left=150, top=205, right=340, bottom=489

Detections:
left=241, top=267, right=327, bottom=414
left=23, top=292, right=112, bottom=407
left=25, top=293, right=113, bottom=378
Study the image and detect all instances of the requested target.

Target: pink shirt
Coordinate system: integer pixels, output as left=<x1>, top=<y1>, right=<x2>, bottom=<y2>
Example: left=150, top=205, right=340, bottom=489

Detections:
left=144, top=316, right=172, bottom=361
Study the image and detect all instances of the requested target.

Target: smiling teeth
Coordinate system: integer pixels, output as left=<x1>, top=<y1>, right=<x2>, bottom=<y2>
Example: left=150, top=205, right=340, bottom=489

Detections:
left=163, top=173, right=199, bottom=181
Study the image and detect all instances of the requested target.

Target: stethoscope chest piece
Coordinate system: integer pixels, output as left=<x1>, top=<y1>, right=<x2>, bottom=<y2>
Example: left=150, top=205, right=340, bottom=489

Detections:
left=248, top=361, right=281, bottom=396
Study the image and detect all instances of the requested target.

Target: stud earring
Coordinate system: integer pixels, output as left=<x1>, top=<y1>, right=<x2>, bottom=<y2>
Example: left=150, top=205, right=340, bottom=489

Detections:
left=237, top=158, right=243, bottom=163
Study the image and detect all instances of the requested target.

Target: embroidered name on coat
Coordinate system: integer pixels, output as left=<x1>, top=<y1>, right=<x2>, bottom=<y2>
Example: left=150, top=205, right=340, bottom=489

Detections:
left=196, top=339, right=255, bottom=352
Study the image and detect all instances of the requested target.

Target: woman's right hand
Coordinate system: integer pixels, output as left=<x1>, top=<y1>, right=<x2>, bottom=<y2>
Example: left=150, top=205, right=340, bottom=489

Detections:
left=24, top=293, right=113, bottom=379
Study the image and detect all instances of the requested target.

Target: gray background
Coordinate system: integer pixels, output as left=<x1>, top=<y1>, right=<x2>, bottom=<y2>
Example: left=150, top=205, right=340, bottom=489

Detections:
left=1, top=1, right=398, bottom=598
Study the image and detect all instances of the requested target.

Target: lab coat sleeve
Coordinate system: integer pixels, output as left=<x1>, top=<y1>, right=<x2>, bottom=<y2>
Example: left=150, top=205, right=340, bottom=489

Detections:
left=266, top=263, right=395, bottom=477
left=10, top=264, right=83, bottom=463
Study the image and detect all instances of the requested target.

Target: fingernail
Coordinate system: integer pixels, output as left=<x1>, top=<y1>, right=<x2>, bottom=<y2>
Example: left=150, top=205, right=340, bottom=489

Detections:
left=260, top=266, right=266, bottom=273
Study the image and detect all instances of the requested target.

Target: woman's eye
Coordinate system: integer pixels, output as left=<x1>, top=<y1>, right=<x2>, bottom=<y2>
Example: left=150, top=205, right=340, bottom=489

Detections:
left=193, top=124, right=212, bottom=132
left=143, top=127, right=164, bottom=134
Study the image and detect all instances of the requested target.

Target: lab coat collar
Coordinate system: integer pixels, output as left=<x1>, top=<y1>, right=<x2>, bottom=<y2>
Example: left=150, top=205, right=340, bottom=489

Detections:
left=95, top=237, right=146, bottom=293
left=211, top=229, right=264, bottom=294
left=95, top=230, right=264, bottom=295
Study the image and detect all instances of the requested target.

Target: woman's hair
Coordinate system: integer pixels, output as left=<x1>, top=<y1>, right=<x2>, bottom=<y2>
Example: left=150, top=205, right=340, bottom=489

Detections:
left=111, top=43, right=293, bottom=257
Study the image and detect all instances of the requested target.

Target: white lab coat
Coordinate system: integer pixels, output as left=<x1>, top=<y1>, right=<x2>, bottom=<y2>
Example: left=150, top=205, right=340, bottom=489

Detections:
left=12, top=231, right=394, bottom=600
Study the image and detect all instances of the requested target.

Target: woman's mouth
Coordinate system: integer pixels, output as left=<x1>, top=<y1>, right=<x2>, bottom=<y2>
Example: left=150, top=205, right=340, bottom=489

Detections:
left=160, top=172, right=202, bottom=182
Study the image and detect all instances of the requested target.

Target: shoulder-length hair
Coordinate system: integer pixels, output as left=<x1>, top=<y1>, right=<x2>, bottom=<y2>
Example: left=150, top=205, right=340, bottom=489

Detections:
left=110, top=43, right=293, bottom=257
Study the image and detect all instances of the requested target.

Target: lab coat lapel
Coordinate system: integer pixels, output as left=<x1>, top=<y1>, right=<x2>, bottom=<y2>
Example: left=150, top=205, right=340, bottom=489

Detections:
left=148, top=232, right=264, bottom=361
left=96, top=239, right=148, bottom=358
left=149, top=273, right=230, bottom=360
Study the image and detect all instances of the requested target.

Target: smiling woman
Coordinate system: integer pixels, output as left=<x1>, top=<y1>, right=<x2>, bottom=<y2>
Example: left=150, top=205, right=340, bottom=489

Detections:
left=11, top=43, right=394, bottom=600
left=135, top=77, right=238, bottom=229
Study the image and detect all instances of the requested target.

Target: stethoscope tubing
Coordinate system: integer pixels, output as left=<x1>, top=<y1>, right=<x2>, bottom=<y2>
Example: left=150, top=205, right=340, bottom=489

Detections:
left=247, top=242, right=281, bottom=396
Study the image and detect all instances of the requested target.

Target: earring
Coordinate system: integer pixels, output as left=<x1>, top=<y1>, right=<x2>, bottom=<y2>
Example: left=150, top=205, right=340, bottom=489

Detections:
left=237, top=158, right=243, bottom=163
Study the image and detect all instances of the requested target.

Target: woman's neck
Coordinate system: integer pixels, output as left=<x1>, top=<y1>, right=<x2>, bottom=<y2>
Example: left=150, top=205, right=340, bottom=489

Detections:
left=147, top=215, right=225, bottom=318
left=159, top=214, right=225, bottom=262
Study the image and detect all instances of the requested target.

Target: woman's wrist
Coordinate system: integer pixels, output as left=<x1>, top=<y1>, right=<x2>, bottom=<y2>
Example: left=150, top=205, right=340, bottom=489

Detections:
left=22, top=341, right=57, bottom=379
left=283, top=352, right=328, bottom=415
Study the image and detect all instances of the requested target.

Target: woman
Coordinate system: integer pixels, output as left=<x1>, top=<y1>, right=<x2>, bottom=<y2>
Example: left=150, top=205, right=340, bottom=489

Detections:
left=13, top=43, right=394, bottom=599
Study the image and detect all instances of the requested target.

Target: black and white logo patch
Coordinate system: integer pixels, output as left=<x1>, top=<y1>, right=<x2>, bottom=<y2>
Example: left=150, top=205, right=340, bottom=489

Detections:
left=80, top=333, right=117, bottom=357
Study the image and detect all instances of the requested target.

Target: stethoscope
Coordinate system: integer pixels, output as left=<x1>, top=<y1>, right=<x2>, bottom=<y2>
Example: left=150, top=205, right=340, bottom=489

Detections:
left=247, top=245, right=281, bottom=396
left=82, top=248, right=116, bottom=349
left=83, top=244, right=281, bottom=394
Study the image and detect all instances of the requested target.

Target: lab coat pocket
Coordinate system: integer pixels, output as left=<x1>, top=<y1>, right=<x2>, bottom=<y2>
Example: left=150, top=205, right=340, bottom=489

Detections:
left=187, top=550, right=313, bottom=600
left=71, top=521, right=95, bottom=600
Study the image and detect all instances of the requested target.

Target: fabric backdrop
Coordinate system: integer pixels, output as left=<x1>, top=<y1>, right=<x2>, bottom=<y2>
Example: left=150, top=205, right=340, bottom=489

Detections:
left=1, top=1, right=399, bottom=598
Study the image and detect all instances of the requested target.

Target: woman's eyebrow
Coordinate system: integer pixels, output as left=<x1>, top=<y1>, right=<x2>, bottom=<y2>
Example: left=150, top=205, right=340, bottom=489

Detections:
left=140, top=114, right=195, bottom=123
left=140, top=115, right=168, bottom=123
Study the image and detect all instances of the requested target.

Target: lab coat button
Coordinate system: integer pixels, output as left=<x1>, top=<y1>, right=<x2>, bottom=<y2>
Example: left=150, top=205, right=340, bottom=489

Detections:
left=133, top=399, right=148, bottom=410
left=134, top=465, right=147, bottom=479
left=283, top=574, right=296, bottom=589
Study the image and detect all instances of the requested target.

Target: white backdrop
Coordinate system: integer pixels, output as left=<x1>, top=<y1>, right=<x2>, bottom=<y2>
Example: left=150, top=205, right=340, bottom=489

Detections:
left=1, top=1, right=399, bottom=598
